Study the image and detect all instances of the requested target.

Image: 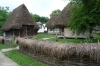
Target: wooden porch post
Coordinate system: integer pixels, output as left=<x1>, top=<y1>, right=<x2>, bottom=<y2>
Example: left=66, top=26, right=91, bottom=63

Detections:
left=19, top=29, right=20, bottom=37
left=26, top=26, right=27, bottom=37
left=12, top=30, right=14, bottom=38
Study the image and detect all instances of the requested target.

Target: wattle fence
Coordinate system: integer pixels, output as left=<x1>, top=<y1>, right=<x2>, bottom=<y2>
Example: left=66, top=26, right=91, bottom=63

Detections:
left=17, top=38, right=100, bottom=63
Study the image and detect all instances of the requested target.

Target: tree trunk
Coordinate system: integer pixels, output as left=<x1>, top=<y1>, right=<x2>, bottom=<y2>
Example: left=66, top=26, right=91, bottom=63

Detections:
left=89, top=28, right=93, bottom=39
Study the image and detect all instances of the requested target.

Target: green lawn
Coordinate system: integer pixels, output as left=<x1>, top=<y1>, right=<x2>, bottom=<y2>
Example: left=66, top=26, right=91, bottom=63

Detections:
left=4, top=50, right=48, bottom=66
left=47, top=37, right=86, bottom=43
left=36, top=33, right=100, bottom=43
left=0, top=44, right=11, bottom=50
left=36, top=33, right=55, bottom=39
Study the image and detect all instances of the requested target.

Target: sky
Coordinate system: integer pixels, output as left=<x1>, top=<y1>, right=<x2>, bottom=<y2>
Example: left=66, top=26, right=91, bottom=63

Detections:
left=0, top=0, right=70, bottom=18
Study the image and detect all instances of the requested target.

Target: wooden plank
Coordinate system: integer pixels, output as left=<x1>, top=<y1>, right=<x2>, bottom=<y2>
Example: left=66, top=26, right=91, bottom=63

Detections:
left=57, top=35, right=84, bottom=39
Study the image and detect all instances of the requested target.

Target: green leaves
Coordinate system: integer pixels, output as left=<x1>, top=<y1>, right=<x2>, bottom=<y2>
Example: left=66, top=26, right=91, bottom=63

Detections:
left=69, top=0, right=100, bottom=35
left=50, top=9, right=61, bottom=17
left=0, top=6, right=11, bottom=28
left=30, top=13, right=49, bottom=24
left=31, top=14, right=40, bottom=22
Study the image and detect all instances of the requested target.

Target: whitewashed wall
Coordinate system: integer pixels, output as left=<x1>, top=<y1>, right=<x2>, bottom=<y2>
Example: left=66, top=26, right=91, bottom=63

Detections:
left=64, top=28, right=86, bottom=38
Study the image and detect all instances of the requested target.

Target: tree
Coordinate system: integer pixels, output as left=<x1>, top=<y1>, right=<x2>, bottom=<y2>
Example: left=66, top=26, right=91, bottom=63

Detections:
left=31, top=13, right=40, bottom=22
left=39, top=16, right=49, bottom=23
left=31, top=13, right=49, bottom=24
left=0, top=6, right=11, bottom=34
left=0, top=6, right=11, bottom=28
left=68, top=0, right=100, bottom=38
left=50, top=9, right=61, bottom=17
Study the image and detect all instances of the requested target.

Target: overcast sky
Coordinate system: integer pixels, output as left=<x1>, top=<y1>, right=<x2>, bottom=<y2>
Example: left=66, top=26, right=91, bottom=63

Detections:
left=0, top=0, right=70, bottom=18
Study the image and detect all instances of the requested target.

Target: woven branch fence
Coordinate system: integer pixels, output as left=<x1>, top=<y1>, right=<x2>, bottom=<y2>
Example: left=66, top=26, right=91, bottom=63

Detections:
left=17, top=38, right=100, bottom=63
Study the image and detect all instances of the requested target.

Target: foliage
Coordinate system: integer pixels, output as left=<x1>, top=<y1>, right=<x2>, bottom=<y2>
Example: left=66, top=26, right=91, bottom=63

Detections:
left=84, top=34, right=93, bottom=43
left=50, top=9, right=61, bottom=17
left=0, top=6, right=11, bottom=34
left=68, top=0, right=100, bottom=36
left=12, top=40, right=18, bottom=47
left=31, top=13, right=49, bottom=24
left=93, top=34, right=100, bottom=43
left=4, top=50, right=47, bottom=66
left=39, top=16, right=49, bottom=24
left=31, top=14, right=40, bottom=22
left=0, top=6, right=11, bottom=28
left=94, top=34, right=100, bottom=39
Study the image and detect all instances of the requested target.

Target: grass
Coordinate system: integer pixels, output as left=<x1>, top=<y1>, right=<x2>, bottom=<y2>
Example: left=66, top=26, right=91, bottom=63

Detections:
left=36, top=33, right=100, bottom=43
left=36, top=33, right=55, bottom=40
left=57, top=38, right=84, bottom=43
left=36, top=33, right=84, bottom=43
left=0, top=44, right=11, bottom=50
left=4, top=50, right=48, bottom=66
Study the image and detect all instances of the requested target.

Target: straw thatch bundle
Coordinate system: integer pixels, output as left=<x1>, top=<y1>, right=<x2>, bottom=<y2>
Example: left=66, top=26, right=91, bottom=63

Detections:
left=18, top=38, right=100, bottom=63
left=0, top=36, right=4, bottom=44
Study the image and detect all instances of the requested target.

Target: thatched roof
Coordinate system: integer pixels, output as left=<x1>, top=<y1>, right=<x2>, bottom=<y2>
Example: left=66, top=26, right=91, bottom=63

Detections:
left=54, top=3, right=73, bottom=27
left=45, top=13, right=59, bottom=28
left=1, top=4, right=39, bottom=31
left=46, top=3, right=73, bottom=28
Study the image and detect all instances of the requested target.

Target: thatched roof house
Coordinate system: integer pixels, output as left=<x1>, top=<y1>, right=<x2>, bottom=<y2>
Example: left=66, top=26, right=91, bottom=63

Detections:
left=45, top=13, right=61, bottom=34
left=45, top=3, right=72, bottom=35
left=1, top=4, right=39, bottom=37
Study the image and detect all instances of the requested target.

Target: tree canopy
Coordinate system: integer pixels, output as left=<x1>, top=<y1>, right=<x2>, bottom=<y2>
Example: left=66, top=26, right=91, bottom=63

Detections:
left=68, top=0, right=100, bottom=36
left=50, top=9, right=61, bottom=17
left=0, top=6, right=11, bottom=28
left=31, top=14, right=40, bottom=22
left=31, top=13, right=49, bottom=24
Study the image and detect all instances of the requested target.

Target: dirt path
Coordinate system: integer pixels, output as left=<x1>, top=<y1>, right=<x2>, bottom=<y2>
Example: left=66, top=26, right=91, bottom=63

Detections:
left=1, top=46, right=19, bottom=52
left=0, top=47, right=19, bottom=66
left=42, top=37, right=54, bottom=40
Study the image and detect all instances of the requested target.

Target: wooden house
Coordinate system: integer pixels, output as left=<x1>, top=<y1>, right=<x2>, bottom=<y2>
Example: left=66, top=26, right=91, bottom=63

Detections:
left=1, top=4, right=39, bottom=38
